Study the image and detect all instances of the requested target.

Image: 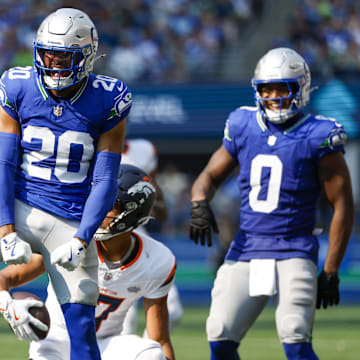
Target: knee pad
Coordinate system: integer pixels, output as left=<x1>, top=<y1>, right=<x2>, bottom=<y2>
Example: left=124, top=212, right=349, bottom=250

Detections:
left=283, top=343, right=319, bottom=360
left=61, top=303, right=100, bottom=360
left=209, top=340, right=240, bottom=360
left=278, top=314, right=312, bottom=343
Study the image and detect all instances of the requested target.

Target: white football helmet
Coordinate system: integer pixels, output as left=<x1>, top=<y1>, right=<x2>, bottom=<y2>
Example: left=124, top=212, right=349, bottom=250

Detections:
left=251, top=47, right=311, bottom=124
left=34, top=8, right=98, bottom=90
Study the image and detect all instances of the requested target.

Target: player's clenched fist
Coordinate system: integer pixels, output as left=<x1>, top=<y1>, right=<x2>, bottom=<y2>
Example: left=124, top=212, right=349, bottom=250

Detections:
left=190, top=200, right=218, bottom=247
left=51, top=238, right=86, bottom=271
left=1, top=232, right=32, bottom=265
left=316, top=270, right=340, bottom=309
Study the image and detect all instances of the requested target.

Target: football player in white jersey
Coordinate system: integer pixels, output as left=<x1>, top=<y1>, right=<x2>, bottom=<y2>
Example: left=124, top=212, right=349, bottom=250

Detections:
left=121, top=139, right=184, bottom=335
left=0, top=8, right=131, bottom=360
left=0, top=164, right=176, bottom=360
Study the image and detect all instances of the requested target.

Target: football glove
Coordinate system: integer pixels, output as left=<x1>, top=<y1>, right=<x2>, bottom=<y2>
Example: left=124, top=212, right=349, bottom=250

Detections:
left=190, top=200, right=219, bottom=247
left=51, top=238, right=86, bottom=271
left=316, top=270, right=340, bottom=309
left=0, top=291, right=48, bottom=342
left=0, top=232, right=32, bottom=265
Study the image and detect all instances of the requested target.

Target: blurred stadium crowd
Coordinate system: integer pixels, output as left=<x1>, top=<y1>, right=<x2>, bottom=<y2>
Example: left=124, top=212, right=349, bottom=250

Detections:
left=276, top=0, right=360, bottom=79
left=0, top=0, right=263, bottom=83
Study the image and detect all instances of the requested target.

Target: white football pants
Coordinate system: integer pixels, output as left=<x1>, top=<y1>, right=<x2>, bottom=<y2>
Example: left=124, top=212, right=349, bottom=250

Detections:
left=14, top=199, right=99, bottom=305
left=206, top=258, right=317, bottom=344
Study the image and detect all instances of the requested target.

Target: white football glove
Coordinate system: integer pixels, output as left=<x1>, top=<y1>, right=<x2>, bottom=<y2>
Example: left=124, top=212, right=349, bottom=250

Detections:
left=50, top=238, right=86, bottom=271
left=0, top=232, right=32, bottom=265
left=0, top=291, right=48, bottom=342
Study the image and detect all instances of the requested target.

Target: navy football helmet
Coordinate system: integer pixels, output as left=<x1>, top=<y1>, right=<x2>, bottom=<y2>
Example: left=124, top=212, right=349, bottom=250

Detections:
left=94, top=164, right=156, bottom=241
left=251, top=47, right=311, bottom=124
left=34, top=8, right=98, bottom=90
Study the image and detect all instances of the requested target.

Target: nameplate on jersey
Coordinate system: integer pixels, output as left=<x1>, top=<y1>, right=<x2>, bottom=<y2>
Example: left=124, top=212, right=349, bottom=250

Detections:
left=53, top=105, right=63, bottom=117
left=127, top=286, right=140, bottom=293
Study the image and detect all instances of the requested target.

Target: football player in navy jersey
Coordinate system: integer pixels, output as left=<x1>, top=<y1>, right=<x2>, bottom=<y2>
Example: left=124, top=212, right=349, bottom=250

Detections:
left=0, top=8, right=131, bottom=360
left=189, top=48, right=354, bottom=360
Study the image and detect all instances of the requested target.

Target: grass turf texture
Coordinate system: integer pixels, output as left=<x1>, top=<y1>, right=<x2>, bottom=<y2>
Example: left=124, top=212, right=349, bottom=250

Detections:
left=0, top=305, right=359, bottom=359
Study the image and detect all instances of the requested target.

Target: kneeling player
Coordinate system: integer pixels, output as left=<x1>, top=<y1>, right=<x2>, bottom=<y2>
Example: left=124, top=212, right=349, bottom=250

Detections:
left=0, top=165, right=176, bottom=360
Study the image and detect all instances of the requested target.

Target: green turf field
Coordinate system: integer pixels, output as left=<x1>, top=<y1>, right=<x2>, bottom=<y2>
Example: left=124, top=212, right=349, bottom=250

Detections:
left=0, top=305, right=359, bottom=359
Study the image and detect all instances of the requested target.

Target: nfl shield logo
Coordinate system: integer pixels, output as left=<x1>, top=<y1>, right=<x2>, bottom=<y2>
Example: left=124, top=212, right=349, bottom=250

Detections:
left=53, top=105, right=63, bottom=117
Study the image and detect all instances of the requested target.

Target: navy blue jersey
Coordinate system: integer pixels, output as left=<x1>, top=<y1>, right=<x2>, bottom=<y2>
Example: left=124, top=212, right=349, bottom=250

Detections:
left=223, top=106, right=346, bottom=263
left=0, top=66, right=132, bottom=220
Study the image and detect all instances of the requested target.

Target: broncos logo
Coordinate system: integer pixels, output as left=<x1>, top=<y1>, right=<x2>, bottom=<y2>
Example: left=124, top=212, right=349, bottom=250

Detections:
left=128, top=179, right=156, bottom=199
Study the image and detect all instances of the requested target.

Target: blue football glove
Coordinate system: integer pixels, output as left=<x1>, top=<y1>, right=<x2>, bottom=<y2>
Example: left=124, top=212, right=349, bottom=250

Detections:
left=1, top=232, right=32, bottom=265
left=51, top=238, right=86, bottom=271
left=0, top=291, right=48, bottom=342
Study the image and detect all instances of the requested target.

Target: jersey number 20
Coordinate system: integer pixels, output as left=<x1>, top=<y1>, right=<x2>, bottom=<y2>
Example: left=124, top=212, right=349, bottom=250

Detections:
left=22, top=125, right=94, bottom=184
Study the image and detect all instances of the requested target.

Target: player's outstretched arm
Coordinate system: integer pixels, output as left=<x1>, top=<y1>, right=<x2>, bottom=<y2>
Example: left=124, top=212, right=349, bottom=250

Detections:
left=190, top=145, right=237, bottom=247
left=0, top=107, right=32, bottom=265
left=52, top=119, right=127, bottom=270
left=144, top=295, right=175, bottom=360
left=317, top=152, right=354, bottom=309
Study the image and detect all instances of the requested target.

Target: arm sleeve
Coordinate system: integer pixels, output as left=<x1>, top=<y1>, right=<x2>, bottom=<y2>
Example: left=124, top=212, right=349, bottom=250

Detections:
left=0, top=132, right=20, bottom=227
left=74, top=151, right=121, bottom=245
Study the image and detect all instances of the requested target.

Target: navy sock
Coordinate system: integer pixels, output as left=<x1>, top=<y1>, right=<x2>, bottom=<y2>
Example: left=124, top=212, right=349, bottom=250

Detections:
left=210, top=340, right=240, bottom=360
left=61, top=303, right=101, bottom=360
left=283, top=342, right=319, bottom=360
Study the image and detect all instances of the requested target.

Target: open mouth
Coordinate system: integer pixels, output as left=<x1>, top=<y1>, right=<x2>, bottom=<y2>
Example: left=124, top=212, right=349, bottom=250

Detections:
left=49, top=68, right=71, bottom=78
left=266, top=102, right=281, bottom=111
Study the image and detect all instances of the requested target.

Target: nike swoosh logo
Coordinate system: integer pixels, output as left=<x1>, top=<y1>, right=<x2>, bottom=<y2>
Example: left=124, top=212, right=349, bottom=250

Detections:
left=13, top=308, right=19, bottom=321
left=11, top=243, right=16, bottom=257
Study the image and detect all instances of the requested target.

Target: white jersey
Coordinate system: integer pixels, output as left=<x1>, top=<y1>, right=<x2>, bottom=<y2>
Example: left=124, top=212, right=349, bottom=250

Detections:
left=29, top=230, right=176, bottom=360
left=122, top=139, right=158, bottom=175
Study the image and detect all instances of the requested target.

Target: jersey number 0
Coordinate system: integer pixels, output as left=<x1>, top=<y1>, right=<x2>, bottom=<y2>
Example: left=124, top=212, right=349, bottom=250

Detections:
left=249, top=154, right=283, bottom=213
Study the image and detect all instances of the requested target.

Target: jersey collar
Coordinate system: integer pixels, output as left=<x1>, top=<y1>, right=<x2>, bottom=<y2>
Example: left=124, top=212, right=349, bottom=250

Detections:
left=256, top=111, right=311, bottom=134
left=36, top=74, right=88, bottom=104
left=96, top=232, right=143, bottom=270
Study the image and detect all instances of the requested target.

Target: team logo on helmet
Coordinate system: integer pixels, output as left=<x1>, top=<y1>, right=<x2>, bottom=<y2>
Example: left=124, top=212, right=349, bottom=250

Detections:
left=128, top=178, right=155, bottom=200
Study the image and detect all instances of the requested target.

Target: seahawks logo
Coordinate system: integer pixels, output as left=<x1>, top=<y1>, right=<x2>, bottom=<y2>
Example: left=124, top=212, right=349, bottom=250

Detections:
left=224, top=119, right=232, bottom=141
left=320, top=128, right=347, bottom=149
left=108, top=84, right=132, bottom=119
left=0, top=81, right=13, bottom=110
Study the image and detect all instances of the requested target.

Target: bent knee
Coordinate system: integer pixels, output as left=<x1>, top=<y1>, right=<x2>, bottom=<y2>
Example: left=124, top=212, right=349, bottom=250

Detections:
left=206, top=315, right=240, bottom=342
left=278, top=314, right=312, bottom=343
